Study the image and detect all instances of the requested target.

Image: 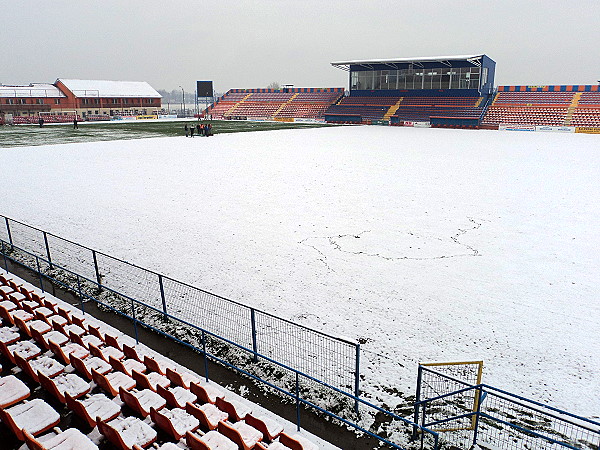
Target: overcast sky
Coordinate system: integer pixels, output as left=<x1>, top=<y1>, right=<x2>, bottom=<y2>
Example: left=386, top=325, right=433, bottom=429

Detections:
left=3, top=1, right=599, bottom=93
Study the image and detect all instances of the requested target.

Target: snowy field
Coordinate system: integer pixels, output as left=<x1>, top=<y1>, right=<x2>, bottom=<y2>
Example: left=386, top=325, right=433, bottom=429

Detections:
left=0, top=126, right=598, bottom=419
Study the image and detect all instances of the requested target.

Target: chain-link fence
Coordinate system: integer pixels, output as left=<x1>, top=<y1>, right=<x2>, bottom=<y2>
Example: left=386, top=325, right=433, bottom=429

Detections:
left=0, top=215, right=359, bottom=393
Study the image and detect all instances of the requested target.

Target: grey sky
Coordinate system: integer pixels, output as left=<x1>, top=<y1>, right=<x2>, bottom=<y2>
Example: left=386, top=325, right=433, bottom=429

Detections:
left=3, top=0, right=599, bottom=93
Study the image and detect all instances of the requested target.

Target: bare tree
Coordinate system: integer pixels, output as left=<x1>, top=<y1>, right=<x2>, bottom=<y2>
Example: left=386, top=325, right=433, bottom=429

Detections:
left=267, top=81, right=280, bottom=90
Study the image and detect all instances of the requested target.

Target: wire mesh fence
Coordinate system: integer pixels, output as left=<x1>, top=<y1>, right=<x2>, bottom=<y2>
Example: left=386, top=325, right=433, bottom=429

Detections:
left=415, top=365, right=600, bottom=450
left=0, top=215, right=359, bottom=392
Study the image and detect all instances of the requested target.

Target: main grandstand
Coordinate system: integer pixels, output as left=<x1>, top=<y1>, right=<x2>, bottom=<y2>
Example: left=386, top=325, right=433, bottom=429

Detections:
left=326, top=54, right=495, bottom=127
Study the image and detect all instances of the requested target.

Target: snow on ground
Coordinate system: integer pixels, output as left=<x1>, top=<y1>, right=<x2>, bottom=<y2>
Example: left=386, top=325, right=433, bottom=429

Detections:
left=0, top=126, right=598, bottom=418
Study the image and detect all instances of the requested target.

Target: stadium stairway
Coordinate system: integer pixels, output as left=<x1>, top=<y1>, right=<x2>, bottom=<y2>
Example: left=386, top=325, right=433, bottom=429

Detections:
left=383, top=98, right=403, bottom=121
left=273, top=93, right=299, bottom=117
left=224, top=93, right=254, bottom=117
left=0, top=263, right=379, bottom=450
left=564, top=92, right=582, bottom=126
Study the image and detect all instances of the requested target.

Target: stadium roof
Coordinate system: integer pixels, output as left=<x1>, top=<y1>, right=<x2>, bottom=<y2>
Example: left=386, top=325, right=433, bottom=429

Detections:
left=331, top=54, right=487, bottom=71
left=57, top=79, right=161, bottom=98
left=0, top=83, right=66, bottom=98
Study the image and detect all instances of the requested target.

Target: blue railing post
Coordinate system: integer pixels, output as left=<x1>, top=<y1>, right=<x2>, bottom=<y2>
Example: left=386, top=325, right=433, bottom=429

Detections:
left=5, top=217, right=13, bottom=248
left=35, top=255, right=44, bottom=293
left=354, top=343, right=361, bottom=414
left=43, top=231, right=52, bottom=270
left=472, top=386, right=484, bottom=447
left=250, top=308, right=258, bottom=362
left=92, top=250, right=101, bottom=286
left=295, top=372, right=301, bottom=431
left=201, top=330, right=209, bottom=381
left=2, top=242, right=8, bottom=270
left=130, top=298, right=139, bottom=344
left=158, top=274, right=167, bottom=315
left=414, top=365, right=423, bottom=439
left=76, top=275, right=85, bottom=314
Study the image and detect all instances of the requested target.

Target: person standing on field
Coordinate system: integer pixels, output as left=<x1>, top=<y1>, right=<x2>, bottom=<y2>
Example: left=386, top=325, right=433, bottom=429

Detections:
left=184, top=124, right=189, bottom=137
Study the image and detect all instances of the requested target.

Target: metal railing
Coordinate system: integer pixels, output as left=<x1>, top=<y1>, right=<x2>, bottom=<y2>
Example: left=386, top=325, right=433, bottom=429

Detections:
left=0, top=214, right=358, bottom=395
left=414, top=365, right=600, bottom=450
left=0, top=239, right=439, bottom=449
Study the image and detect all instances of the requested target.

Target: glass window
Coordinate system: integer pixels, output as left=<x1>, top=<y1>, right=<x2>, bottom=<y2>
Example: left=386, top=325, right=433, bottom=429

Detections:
left=351, top=72, right=359, bottom=90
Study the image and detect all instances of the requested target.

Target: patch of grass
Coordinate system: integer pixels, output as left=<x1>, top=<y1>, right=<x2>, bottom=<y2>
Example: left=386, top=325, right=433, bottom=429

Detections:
left=0, top=119, right=334, bottom=148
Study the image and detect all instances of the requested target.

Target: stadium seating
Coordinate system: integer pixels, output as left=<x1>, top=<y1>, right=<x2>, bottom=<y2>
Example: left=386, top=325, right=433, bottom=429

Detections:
left=0, top=269, right=321, bottom=449
left=481, top=91, right=573, bottom=126
left=206, top=89, right=342, bottom=120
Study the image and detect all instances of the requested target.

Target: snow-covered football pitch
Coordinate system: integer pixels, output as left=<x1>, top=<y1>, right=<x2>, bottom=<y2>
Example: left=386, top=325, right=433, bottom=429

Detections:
left=1, top=125, right=598, bottom=419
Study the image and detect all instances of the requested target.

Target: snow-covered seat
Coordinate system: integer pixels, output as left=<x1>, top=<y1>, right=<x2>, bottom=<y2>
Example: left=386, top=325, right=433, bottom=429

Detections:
left=156, top=383, right=196, bottom=409
left=166, top=367, right=201, bottom=388
left=35, top=329, right=69, bottom=349
left=216, top=396, right=252, bottom=422
left=23, top=427, right=99, bottom=450
left=119, top=386, right=166, bottom=418
left=49, top=340, right=89, bottom=364
left=279, top=433, right=319, bottom=450
left=143, top=355, right=175, bottom=375
left=47, top=314, right=69, bottom=328
left=34, top=307, right=55, bottom=320
left=65, top=392, right=121, bottom=428
left=246, top=413, right=284, bottom=442
left=98, top=415, right=157, bottom=450
left=0, top=300, right=18, bottom=312
left=0, top=285, right=16, bottom=301
left=217, top=420, right=263, bottom=450
left=26, top=319, right=53, bottom=336
left=71, top=353, right=111, bottom=380
left=38, top=371, right=91, bottom=403
left=109, top=354, right=146, bottom=376
left=10, top=309, right=34, bottom=324
left=6, top=339, right=42, bottom=363
left=186, top=401, right=228, bottom=431
left=0, top=374, right=31, bottom=408
left=132, top=369, right=170, bottom=392
left=122, top=343, right=146, bottom=362
left=92, top=368, right=136, bottom=397
left=0, top=326, right=20, bottom=344
left=186, top=429, right=237, bottom=450
left=0, top=398, right=60, bottom=440
left=9, top=291, right=27, bottom=304
left=15, top=353, right=65, bottom=382
left=150, top=406, right=200, bottom=440
left=90, top=342, right=124, bottom=362
left=190, top=381, right=225, bottom=404
left=70, top=330, right=104, bottom=350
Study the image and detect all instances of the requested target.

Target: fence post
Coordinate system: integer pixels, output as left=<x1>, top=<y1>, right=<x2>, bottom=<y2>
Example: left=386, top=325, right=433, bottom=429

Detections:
left=76, top=275, right=85, bottom=314
left=414, top=365, right=423, bottom=439
left=295, top=372, right=301, bottom=431
left=471, top=386, right=483, bottom=447
left=35, top=255, right=44, bottom=293
left=92, top=250, right=101, bottom=286
left=250, top=308, right=258, bottom=362
left=43, top=231, right=53, bottom=270
left=354, top=343, right=361, bottom=414
left=158, top=274, right=167, bottom=315
left=201, top=330, right=209, bottom=381
left=2, top=242, right=8, bottom=270
left=130, top=298, right=139, bottom=344
left=5, top=218, right=13, bottom=247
